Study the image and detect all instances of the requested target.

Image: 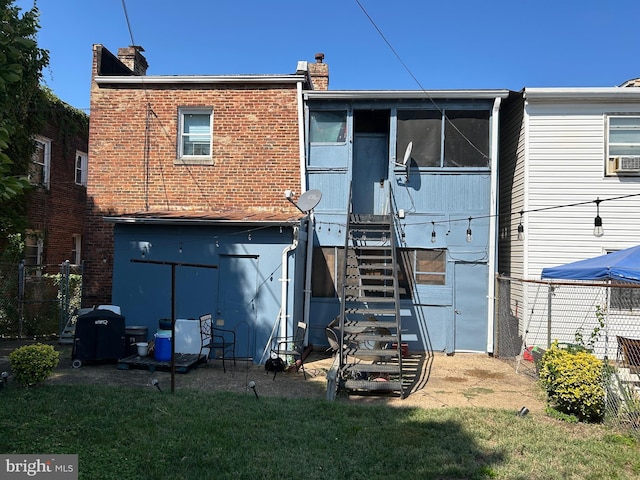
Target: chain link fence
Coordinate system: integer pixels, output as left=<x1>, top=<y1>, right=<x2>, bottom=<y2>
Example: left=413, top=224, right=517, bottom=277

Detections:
left=0, top=260, right=82, bottom=339
left=496, top=275, right=640, bottom=434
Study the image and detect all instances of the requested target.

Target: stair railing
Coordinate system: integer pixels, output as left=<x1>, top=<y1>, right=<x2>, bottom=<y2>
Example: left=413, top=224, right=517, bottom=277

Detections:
left=338, top=182, right=354, bottom=371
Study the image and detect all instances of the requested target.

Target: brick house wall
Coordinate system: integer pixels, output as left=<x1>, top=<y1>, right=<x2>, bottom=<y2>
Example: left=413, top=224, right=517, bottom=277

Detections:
left=84, top=45, right=317, bottom=305
left=26, top=120, right=88, bottom=270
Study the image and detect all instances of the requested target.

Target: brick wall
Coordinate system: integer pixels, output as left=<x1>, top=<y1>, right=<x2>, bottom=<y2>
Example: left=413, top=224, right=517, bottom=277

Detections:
left=26, top=122, right=88, bottom=268
left=85, top=52, right=304, bottom=304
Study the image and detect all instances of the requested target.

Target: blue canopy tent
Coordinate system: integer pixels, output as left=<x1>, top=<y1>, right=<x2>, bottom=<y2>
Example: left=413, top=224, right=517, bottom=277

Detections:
left=540, top=245, right=640, bottom=359
left=541, top=245, right=640, bottom=284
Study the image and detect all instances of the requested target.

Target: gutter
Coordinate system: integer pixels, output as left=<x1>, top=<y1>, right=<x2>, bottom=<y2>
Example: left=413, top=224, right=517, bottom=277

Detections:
left=95, top=74, right=307, bottom=86
left=304, top=89, right=510, bottom=101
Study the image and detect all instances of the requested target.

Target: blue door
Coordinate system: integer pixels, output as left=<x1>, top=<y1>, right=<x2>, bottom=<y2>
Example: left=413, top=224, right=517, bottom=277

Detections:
left=352, top=133, right=388, bottom=214
left=216, top=255, right=259, bottom=359
left=452, top=261, right=488, bottom=352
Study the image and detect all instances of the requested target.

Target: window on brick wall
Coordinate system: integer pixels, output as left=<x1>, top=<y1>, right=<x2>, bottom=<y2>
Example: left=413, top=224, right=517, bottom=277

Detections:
left=177, top=107, right=213, bottom=164
left=75, top=151, right=88, bottom=186
left=71, top=234, right=82, bottom=265
left=29, top=136, right=51, bottom=188
left=25, top=231, right=43, bottom=266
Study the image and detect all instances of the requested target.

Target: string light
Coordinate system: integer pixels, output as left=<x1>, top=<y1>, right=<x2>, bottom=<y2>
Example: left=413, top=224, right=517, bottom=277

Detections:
left=215, top=237, right=219, bottom=248
left=517, top=211, right=524, bottom=241
left=593, top=198, right=604, bottom=237
left=178, top=242, right=183, bottom=254
left=431, top=221, right=436, bottom=243
left=466, top=217, right=472, bottom=243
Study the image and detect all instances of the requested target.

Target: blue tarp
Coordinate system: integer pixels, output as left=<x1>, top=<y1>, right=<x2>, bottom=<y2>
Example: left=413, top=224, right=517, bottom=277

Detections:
left=541, top=245, right=640, bottom=284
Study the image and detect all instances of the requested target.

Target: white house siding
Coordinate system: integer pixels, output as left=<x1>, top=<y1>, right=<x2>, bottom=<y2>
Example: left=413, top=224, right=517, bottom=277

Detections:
left=525, top=101, right=640, bottom=276
left=502, top=92, right=640, bottom=355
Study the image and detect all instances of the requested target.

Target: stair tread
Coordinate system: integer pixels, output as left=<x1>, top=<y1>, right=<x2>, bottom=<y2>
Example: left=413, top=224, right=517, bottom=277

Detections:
left=344, top=379, right=403, bottom=391
left=344, top=363, right=401, bottom=373
left=346, top=348, right=398, bottom=357
left=346, top=296, right=396, bottom=303
left=345, top=308, right=396, bottom=315
left=345, top=334, right=397, bottom=342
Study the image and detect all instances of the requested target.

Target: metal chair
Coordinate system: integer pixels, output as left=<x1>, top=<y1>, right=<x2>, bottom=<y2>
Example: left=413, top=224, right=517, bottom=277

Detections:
left=199, top=314, right=236, bottom=373
left=270, top=321, right=307, bottom=380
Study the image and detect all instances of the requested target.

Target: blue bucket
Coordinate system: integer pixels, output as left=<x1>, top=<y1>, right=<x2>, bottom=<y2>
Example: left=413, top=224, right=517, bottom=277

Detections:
left=154, top=330, right=172, bottom=362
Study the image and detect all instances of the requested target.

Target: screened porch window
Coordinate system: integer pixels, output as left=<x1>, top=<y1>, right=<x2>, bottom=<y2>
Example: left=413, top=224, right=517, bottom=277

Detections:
left=397, top=109, right=490, bottom=168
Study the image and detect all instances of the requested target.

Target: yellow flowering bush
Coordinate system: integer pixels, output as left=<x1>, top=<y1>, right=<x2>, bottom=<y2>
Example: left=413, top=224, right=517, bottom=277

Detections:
left=9, top=343, right=59, bottom=387
left=538, top=341, right=605, bottom=422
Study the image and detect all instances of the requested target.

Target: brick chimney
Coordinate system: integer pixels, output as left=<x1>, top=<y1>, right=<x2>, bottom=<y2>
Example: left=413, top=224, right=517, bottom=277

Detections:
left=308, top=52, right=329, bottom=91
left=117, top=46, right=148, bottom=75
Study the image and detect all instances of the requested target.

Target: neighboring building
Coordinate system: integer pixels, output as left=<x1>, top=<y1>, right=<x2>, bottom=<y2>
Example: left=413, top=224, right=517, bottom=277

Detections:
left=85, top=45, right=323, bottom=360
left=498, top=85, right=640, bottom=355
left=25, top=98, right=89, bottom=270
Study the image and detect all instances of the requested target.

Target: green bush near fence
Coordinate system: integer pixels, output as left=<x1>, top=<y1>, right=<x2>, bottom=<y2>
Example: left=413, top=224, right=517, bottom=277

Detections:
left=538, top=341, right=605, bottom=422
left=9, top=343, right=59, bottom=387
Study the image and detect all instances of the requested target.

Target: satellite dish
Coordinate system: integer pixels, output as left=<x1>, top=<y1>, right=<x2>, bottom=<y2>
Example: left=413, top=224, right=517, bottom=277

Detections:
left=395, top=142, right=412, bottom=182
left=296, top=189, right=322, bottom=213
left=402, top=141, right=412, bottom=166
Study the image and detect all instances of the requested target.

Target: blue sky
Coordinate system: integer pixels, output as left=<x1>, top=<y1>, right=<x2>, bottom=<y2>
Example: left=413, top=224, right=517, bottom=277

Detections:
left=15, top=0, right=640, bottom=111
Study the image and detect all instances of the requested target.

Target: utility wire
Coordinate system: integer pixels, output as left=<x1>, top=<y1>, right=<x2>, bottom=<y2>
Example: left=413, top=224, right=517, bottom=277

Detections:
left=354, top=0, right=490, bottom=160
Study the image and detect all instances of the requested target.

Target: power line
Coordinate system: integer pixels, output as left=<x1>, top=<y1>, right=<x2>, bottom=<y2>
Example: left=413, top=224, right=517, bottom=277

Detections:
left=354, top=0, right=490, bottom=160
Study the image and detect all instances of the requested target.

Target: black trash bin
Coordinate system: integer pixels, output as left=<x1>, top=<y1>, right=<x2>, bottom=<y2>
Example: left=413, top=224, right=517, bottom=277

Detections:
left=72, top=309, right=126, bottom=368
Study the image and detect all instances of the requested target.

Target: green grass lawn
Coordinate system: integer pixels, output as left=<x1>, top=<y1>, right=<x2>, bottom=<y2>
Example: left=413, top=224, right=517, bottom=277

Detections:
left=1, top=384, right=638, bottom=480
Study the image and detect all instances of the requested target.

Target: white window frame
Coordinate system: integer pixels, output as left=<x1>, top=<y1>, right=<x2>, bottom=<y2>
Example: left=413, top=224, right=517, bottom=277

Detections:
left=75, top=151, right=88, bottom=187
left=25, top=230, right=44, bottom=266
left=176, top=107, right=213, bottom=165
left=30, top=136, right=51, bottom=188
left=71, top=234, right=82, bottom=265
left=606, top=115, right=640, bottom=176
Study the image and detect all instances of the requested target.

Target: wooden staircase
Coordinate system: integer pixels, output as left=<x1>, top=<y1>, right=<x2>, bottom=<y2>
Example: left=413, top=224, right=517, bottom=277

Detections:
left=337, top=213, right=405, bottom=397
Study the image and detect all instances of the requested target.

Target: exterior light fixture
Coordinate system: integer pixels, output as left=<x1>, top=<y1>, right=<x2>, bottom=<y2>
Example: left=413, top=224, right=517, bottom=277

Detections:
left=466, top=217, right=472, bottom=243
left=593, top=198, right=604, bottom=237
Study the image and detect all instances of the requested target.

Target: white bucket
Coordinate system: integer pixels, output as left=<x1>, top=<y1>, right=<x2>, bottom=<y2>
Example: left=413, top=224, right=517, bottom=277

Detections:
left=136, top=342, right=149, bottom=356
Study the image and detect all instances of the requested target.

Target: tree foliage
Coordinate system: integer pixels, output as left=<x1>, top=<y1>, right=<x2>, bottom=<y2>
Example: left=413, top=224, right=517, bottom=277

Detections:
left=0, top=0, right=49, bottom=228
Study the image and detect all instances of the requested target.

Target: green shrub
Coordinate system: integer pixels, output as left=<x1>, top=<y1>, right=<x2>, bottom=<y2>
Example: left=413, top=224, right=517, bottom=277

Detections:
left=9, top=343, right=59, bottom=387
left=538, top=341, right=605, bottom=422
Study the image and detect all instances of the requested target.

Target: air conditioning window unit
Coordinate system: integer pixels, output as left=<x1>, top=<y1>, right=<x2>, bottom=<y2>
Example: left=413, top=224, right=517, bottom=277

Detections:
left=609, top=156, right=640, bottom=174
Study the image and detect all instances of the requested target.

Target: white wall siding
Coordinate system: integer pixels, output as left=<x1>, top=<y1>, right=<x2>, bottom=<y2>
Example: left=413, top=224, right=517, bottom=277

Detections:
left=524, top=102, right=640, bottom=277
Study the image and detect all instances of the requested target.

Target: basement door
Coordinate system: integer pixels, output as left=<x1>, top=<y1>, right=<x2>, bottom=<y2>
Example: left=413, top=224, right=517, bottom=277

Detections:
left=352, top=133, right=389, bottom=215
left=216, top=255, right=258, bottom=360
left=452, top=261, right=489, bottom=352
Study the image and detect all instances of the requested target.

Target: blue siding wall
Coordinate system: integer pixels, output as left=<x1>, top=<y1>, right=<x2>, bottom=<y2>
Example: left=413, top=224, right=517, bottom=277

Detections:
left=111, top=223, right=304, bottom=362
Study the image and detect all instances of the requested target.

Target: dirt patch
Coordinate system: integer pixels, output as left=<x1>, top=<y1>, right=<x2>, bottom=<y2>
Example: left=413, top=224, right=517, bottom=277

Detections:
left=0, top=340, right=546, bottom=414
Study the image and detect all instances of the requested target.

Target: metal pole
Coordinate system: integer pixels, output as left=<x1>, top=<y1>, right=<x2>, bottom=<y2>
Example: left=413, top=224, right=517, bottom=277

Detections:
left=171, top=264, right=176, bottom=393
left=547, top=285, right=553, bottom=349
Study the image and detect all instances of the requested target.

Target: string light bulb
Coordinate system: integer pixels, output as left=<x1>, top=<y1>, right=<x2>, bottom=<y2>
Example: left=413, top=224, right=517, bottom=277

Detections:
left=517, top=211, right=524, bottom=241
left=431, top=221, right=436, bottom=243
left=593, top=198, right=604, bottom=237
left=178, top=242, right=183, bottom=254
left=466, top=217, right=472, bottom=243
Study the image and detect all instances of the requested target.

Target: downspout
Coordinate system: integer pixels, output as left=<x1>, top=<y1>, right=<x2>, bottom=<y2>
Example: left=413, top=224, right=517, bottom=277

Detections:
left=486, top=96, right=502, bottom=354
left=280, top=226, right=299, bottom=341
left=297, top=80, right=314, bottom=335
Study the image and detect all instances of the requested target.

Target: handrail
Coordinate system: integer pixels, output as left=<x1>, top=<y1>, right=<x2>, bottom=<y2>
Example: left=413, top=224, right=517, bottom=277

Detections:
left=387, top=188, right=403, bottom=395
left=338, top=182, right=353, bottom=371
